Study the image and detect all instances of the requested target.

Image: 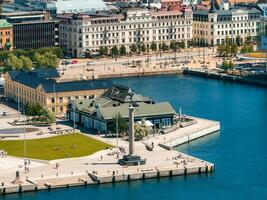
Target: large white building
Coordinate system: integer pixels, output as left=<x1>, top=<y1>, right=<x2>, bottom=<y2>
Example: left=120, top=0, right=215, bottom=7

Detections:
left=193, top=1, right=262, bottom=46
left=57, top=8, right=193, bottom=57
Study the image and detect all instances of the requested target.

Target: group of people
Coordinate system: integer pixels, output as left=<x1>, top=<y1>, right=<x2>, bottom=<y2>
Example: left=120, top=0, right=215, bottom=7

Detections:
left=0, top=149, right=7, bottom=157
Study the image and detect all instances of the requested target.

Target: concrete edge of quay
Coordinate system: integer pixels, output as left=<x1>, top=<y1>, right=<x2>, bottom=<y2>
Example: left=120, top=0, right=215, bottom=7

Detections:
left=183, top=69, right=267, bottom=87
left=0, top=163, right=215, bottom=196
left=95, top=69, right=183, bottom=79
left=158, top=121, right=221, bottom=150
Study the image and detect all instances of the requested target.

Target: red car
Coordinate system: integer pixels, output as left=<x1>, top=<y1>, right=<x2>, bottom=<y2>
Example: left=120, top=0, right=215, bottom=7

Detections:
left=71, top=60, right=78, bottom=64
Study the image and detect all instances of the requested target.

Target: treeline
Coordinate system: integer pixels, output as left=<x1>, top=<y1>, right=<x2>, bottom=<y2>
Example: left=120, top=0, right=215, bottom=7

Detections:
left=0, top=47, right=63, bottom=72
left=96, top=40, right=186, bottom=57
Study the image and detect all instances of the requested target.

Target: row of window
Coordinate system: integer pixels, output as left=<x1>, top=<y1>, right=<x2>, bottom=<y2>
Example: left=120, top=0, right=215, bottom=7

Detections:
left=50, top=95, right=95, bottom=104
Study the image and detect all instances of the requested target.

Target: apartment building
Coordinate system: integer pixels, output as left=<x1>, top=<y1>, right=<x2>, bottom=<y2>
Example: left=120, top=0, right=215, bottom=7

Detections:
left=193, top=0, right=262, bottom=46
left=57, top=7, right=193, bottom=57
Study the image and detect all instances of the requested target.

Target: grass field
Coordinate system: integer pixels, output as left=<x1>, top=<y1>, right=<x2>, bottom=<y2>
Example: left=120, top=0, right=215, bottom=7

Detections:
left=0, top=133, right=112, bottom=160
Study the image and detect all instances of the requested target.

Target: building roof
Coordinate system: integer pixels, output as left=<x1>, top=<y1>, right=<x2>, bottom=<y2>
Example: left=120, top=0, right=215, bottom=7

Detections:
left=6, top=69, right=112, bottom=93
left=98, top=102, right=176, bottom=120
left=42, top=79, right=113, bottom=93
left=102, top=84, right=151, bottom=103
left=0, top=19, right=12, bottom=28
left=70, top=85, right=176, bottom=121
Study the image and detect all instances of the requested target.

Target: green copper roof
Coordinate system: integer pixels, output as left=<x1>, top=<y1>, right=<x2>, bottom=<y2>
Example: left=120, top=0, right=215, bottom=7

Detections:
left=0, top=19, right=12, bottom=28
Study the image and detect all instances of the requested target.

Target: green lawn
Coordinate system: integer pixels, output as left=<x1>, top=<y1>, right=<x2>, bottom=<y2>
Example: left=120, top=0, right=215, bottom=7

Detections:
left=0, top=133, right=112, bottom=160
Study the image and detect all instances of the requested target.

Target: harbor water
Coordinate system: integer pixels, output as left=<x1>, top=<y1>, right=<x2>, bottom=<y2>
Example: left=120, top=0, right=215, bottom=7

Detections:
left=3, top=75, right=267, bottom=199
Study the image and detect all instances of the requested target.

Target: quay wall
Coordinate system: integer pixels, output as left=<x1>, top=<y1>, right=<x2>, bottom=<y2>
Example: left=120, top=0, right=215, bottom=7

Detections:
left=0, top=164, right=215, bottom=196
left=96, top=69, right=183, bottom=79
left=183, top=69, right=267, bottom=87
left=159, top=122, right=220, bottom=150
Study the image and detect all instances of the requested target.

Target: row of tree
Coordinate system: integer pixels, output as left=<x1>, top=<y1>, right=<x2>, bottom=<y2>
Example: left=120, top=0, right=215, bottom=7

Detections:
left=0, top=47, right=63, bottom=72
left=217, top=36, right=254, bottom=58
left=97, top=40, right=186, bottom=57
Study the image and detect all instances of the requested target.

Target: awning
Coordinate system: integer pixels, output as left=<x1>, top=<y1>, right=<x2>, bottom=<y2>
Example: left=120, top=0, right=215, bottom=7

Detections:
left=137, top=120, right=154, bottom=127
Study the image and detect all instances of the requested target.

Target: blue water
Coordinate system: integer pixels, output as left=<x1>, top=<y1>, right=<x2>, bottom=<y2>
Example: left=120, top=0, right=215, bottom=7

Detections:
left=3, top=75, right=267, bottom=199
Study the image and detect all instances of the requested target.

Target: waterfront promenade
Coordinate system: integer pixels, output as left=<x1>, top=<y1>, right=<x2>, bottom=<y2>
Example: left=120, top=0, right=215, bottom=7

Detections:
left=0, top=117, right=219, bottom=195
left=58, top=48, right=217, bottom=81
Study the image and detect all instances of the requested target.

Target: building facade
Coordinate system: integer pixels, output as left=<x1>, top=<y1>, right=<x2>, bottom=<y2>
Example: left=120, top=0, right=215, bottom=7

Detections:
left=57, top=8, right=193, bottom=57
left=0, top=19, right=13, bottom=51
left=4, top=69, right=112, bottom=117
left=67, top=85, right=176, bottom=133
left=193, top=1, right=262, bottom=46
left=2, top=11, right=59, bottom=50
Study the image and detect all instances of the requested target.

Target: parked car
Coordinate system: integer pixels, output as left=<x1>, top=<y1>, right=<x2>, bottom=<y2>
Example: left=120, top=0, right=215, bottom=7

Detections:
left=2, top=111, right=9, bottom=116
left=71, top=60, right=78, bottom=64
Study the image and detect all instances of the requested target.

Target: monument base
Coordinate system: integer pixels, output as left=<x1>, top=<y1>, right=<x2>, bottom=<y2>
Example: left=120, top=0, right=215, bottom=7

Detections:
left=118, top=155, right=146, bottom=166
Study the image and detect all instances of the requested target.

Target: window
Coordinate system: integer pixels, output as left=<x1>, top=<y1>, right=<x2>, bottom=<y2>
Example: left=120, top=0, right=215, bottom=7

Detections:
left=59, top=97, right=63, bottom=103
left=51, top=97, right=55, bottom=103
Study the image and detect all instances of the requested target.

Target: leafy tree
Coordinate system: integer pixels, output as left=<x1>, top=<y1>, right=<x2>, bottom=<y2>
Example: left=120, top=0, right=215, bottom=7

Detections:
left=217, top=45, right=225, bottom=57
left=108, top=112, right=128, bottom=135
left=111, top=45, right=119, bottom=57
left=150, top=42, right=157, bottom=51
left=140, top=43, right=146, bottom=53
left=180, top=41, right=186, bottom=49
left=245, top=36, right=252, bottom=45
left=170, top=40, right=178, bottom=52
left=161, top=42, right=169, bottom=51
left=221, top=60, right=233, bottom=70
left=236, top=35, right=242, bottom=46
left=130, top=44, right=137, bottom=53
left=134, top=120, right=150, bottom=141
left=6, top=54, right=23, bottom=70
left=44, top=52, right=58, bottom=68
left=19, top=55, right=32, bottom=70
left=99, top=46, right=108, bottom=56
left=33, top=53, right=46, bottom=69
left=240, top=44, right=253, bottom=53
left=119, top=45, right=127, bottom=56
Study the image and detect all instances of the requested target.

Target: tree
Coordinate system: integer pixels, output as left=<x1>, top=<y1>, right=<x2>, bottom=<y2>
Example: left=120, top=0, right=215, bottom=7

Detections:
left=161, top=42, right=169, bottom=51
left=44, top=52, right=58, bottom=68
left=33, top=53, right=46, bottom=69
left=111, top=46, right=119, bottom=57
left=245, top=36, right=252, bottom=45
left=130, top=44, right=137, bottom=53
left=134, top=120, right=150, bottom=141
left=99, top=46, right=106, bottom=56
left=217, top=45, right=226, bottom=57
left=170, top=40, right=178, bottom=52
left=180, top=41, right=186, bottom=49
left=140, top=43, right=146, bottom=53
left=119, top=45, right=127, bottom=56
left=19, top=55, right=32, bottom=70
left=240, top=44, right=253, bottom=53
left=150, top=42, right=157, bottom=51
left=108, top=112, right=128, bottom=135
left=236, top=35, right=242, bottom=46
left=221, top=60, right=233, bottom=70
left=230, top=44, right=238, bottom=57
left=6, top=54, right=23, bottom=70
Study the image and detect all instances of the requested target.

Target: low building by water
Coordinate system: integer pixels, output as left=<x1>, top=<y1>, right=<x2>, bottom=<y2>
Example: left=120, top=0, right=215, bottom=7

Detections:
left=67, top=84, right=176, bottom=133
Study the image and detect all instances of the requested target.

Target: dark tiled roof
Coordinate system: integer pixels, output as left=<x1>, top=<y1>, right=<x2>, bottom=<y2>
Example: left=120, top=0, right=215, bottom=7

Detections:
left=8, top=70, right=21, bottom=80
left=32, top=69, right=60, bottom=78
left=14, top=71, right=52, bottom=88
left=41, top=79, right=113, bottom=93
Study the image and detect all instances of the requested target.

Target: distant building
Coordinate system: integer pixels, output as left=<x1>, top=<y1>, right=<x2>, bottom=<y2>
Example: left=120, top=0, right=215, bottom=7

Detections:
left=193, top=0, right=261, bottom=46
left=57, top=7, right=193, bottom=57
left=4, top=69, right=113, bottom=117
left=1, top=11, right=59, bottom=50
left=67, top=85, right=176, bottom=133
left=0, top=19, right=13, bottom=51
